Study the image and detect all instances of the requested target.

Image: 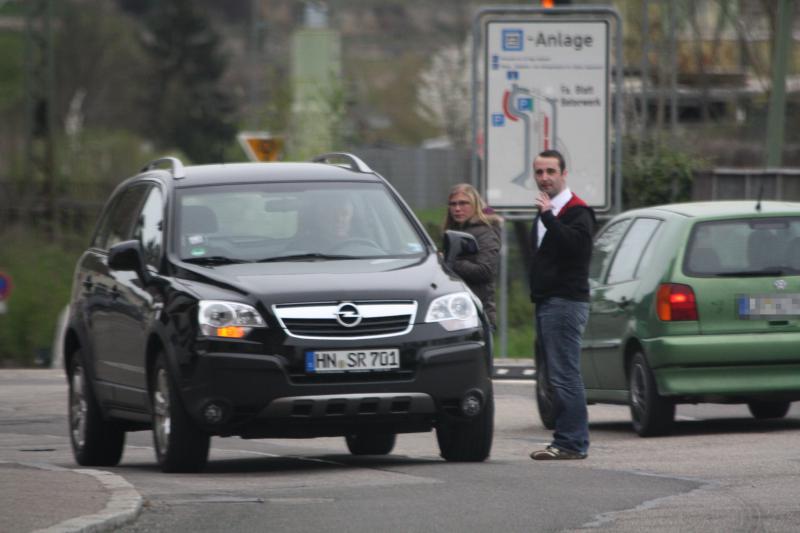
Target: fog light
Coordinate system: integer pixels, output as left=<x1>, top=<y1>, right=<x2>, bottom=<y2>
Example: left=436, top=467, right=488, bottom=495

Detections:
left=203, top=402, right=226, bottom=424
left=460, top=390, right=483, bottom=417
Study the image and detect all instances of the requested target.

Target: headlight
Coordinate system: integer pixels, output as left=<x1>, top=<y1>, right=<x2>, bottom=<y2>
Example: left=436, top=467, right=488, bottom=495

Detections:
left=198, top=300, right=266, bottom=338
left=424, top=292, right=479, bottom=331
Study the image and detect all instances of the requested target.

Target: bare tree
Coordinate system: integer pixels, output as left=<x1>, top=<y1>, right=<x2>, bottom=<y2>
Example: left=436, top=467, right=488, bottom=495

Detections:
left=416, top=37, right=472, bottom=148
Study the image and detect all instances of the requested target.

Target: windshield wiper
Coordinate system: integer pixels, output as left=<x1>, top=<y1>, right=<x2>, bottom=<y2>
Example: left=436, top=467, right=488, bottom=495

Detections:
left=715, top=269, right=785, bottom=277
left=182, top=256, right=246, bottom=266
left=256, top=253, right=356, bottom=262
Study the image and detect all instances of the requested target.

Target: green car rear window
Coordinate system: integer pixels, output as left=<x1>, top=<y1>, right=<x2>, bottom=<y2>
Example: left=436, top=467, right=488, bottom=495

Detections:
left=685, top=217, right=800, bottom=276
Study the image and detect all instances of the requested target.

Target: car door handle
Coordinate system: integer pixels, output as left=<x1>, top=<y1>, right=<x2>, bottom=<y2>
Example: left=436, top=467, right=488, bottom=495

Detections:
left=618, top=297, right=632, bottom=308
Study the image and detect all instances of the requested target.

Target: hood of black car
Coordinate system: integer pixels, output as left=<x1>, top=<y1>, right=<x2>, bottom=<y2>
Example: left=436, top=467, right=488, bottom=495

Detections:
left=176, top=254, right=464, bottom=304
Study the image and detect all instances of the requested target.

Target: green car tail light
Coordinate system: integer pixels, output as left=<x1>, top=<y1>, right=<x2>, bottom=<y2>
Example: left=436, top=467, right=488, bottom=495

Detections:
left=656, top=283, right=698, bottom=321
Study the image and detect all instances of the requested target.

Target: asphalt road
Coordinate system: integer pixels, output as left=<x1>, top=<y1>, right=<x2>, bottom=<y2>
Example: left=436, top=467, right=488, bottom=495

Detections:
left=2, top=369, right=800, bottom=532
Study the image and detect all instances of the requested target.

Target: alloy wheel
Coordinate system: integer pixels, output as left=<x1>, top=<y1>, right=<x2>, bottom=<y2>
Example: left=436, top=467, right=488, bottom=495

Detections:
left=153, top=368, right=172, bottom=455
left=630, top=362, right=646, bottom=422
left=70, top=364, right=88, bottom=448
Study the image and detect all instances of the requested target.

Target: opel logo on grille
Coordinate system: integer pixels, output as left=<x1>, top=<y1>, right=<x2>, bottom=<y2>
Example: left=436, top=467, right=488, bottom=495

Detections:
left=775, top=279, right=787, bottom=290
left=334, top=302, right=362, bottom=328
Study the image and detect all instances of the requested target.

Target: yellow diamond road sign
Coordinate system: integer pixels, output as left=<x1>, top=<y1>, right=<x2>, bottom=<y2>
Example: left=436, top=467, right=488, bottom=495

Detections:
left=237, top=131, right=284, bottom=162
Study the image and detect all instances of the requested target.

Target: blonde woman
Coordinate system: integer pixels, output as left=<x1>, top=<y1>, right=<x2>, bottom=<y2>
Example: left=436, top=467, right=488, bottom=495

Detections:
left=442, top=183, right=502, bottom=327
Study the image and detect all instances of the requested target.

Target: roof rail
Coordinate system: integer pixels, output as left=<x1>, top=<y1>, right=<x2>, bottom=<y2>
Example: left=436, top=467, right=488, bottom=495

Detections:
left=311, top=152, right=373, bottom=174
left=140, top=157, right=186, bottom=179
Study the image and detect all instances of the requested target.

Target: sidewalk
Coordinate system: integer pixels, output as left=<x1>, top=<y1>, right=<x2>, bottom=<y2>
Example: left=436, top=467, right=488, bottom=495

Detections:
left=0, top=461, right=141, bottom=533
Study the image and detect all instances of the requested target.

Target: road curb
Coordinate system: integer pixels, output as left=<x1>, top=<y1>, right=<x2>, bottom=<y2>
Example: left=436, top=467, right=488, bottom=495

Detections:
left=493, top=365, right=536, bottom=380
left=15, top=462, right=143, bottom=533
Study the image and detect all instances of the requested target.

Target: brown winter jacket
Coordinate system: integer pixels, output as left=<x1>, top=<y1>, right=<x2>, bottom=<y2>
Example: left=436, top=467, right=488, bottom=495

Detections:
left=449, top=216, right=502, bottom=326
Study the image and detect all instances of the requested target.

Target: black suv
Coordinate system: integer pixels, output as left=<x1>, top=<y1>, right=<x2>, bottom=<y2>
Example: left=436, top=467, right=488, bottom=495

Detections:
left=64, top=153, right=494, bottom=472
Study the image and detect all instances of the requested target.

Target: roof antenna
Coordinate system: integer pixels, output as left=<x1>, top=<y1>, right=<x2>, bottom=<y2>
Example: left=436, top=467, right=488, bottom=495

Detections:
left=755, top=183, right=763, bottom=212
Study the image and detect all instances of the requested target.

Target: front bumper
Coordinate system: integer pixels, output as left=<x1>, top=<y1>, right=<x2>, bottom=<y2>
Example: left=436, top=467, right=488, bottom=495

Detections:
left=176, top=329, right=492, bottom=438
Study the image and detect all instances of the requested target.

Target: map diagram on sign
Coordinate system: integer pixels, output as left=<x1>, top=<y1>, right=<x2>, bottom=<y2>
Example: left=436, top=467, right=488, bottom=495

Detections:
left=501, top=84, right=572, bottom=190
left=484, top=20, right=609, bottom=210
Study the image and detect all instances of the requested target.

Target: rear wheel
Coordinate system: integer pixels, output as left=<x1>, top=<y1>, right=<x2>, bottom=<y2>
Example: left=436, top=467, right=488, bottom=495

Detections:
left=629, top=352, right=675, bottom=437
left=345, top=432, right=396, bottom=455
left=151, top=354, right=210, bottom=473
left=436, top=393, right=494, bottom=462
left=747, top=400, right=791, bottom=419
left=534, top=341, right=555, bottom=430
left=68, top=352, right=125, bottom=466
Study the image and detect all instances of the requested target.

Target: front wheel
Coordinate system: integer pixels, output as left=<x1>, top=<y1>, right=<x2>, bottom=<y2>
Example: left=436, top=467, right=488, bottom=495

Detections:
left=629, top=352, right=675, bottom=437
left=345, top=432, right=396, bottom=455
left=151, top=354, right=210, bottom=473
left=747, top=400, right=791, bottom=419
left=68, top=352, right=125, bottom=466
left=436, top=394, right=494, bottom=462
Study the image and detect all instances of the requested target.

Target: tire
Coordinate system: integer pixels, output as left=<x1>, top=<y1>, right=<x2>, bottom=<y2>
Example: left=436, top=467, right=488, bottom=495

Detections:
left=534, top=340, right=556, bottom=430
left=68, top=352, right=125, bottom=466
left=345, top=432, right=396, bottom=455
left=629, top=352, right=675, bottom=437
left=747, top=400, right=791, bottom=420
left=436, top=393, right=494, bottom=462
left=151, top=354, right=210, bottom=473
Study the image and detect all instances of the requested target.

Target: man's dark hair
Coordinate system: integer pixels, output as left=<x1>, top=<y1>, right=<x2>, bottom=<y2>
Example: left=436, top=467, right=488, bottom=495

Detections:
left=537, top=149, right=566, bottom=173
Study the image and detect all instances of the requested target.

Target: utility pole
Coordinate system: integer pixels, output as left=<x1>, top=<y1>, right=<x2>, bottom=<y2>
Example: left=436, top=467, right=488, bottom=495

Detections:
left=765, top=0, right=794, bottom=167
left=24, top=0, right=56, bottom=239
left=640, top=0, right=650, bottom=153
left=247, top=0, right=266, bottom=130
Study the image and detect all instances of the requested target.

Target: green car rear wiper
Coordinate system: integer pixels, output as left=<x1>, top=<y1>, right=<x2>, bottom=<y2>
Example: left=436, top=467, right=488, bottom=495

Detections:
left=715, top=269, right=785, bottom=277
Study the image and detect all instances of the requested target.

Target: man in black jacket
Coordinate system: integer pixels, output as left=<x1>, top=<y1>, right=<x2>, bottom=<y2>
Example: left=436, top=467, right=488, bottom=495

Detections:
left=528, top=149, right=595, bottom=460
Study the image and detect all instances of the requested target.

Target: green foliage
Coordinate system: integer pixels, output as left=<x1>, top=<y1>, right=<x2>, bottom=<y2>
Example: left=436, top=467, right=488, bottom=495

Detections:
left=493, top=279, right=535, bottom=359
left=413, top=206, right=448, bottom=245
left=58, top=129, right=166, bottom=197
left=0, top=31, right=24, bottom=111
left=0, top=229, right=81, bottom=367
left=622, top=140, right=705, bottom=210
left=140, top=0, right=237, bottom=163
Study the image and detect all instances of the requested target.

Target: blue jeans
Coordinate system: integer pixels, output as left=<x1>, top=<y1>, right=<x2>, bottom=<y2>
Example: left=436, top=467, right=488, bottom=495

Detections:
left=536, top=297, right=590, bottom=455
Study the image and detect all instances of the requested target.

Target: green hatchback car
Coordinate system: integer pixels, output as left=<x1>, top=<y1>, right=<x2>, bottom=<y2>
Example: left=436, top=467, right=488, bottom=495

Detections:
left=536, top=201, right=800, bottom=436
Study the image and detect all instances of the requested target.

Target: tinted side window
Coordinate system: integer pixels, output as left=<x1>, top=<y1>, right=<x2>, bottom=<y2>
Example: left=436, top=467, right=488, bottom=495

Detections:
left=606, top=218, right=662, bottom=284
left=94, top=185, right=149, bottom=250
left=131, top=186, right=164, bottom=268
left=589, top=219, right=632, bottom=283
left=91, top=196, right=121, bottom=249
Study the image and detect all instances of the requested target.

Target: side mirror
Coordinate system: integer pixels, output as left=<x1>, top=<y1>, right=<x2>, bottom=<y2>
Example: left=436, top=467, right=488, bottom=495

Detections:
left=108, top=240, right=150, bottom=282
left=443, top=230, right=479, bottom=266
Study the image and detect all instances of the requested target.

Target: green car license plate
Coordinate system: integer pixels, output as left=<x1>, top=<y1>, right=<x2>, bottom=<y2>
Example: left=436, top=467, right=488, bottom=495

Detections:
left=738, top=294, right=800, bottom=318
left=305, top=349, right=400, bottom=373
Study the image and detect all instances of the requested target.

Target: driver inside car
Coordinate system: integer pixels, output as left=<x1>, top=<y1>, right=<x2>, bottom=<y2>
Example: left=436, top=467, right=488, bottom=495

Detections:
left=300, top=197, right=360, bottom=253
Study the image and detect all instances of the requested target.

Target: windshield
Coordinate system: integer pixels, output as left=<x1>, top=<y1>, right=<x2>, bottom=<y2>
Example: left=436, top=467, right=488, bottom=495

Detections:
left=684, top=217, right=800, bottom=276
left=174, top=181, right=426, bottom=262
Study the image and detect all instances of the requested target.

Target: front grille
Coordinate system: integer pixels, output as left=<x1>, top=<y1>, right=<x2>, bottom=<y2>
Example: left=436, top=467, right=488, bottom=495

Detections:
left=273, top=301, right=417, bottom=339
left=282, top=315, right=411, bottom=337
